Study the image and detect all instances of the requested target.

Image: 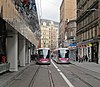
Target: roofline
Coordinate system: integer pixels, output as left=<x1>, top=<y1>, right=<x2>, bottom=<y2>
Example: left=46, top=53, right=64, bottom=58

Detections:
left=60, top=0, right=64, bottom=10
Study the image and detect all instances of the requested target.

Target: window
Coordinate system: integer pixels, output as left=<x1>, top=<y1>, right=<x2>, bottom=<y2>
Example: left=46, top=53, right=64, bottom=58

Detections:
left=91, top=28, right=93, bottom=38
left=88, top=30, right=90, bottom=39
left=97, top=25, right=100, bottom=36
left=95, top=26, right=97, bottom=37
left=93, top=27, right=95, bottom=37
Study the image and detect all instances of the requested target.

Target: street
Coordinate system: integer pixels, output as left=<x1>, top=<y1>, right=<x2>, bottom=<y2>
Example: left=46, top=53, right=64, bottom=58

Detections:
left=4, top=60, right=100, bottom=87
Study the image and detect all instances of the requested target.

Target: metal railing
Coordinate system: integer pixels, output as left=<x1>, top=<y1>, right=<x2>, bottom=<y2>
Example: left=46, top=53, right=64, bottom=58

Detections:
left=0, top=63, right=10, bottom=74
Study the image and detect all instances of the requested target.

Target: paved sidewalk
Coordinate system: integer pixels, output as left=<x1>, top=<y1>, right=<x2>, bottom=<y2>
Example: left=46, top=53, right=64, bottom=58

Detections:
left=0, top=63, right=31, bottom=87
left=71, top=61, right=100, bottom=74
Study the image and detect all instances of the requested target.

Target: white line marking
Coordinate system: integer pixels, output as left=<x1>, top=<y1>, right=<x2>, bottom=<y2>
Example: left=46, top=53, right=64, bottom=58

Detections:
left=51, top=60, right=74, bottom=87
left=51, top=60, right=58, bottom=69
left=60, top=72, right=74, bottom=87
left=57, top=69, right=61, bottom=72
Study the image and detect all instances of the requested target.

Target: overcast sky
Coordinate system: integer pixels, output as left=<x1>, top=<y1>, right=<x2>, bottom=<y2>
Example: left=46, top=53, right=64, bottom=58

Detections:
left=35, top=0, right=62, bottom=22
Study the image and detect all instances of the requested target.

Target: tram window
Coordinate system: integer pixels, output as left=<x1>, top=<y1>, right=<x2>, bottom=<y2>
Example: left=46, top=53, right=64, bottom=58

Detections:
left=38, top=49, right=50, bottom=58
left=65, top=50, right=69, bottom=58
left=38, top=50, right=44, bottom=58
left=58, top=50, right=69, bottom=58
left=58, top=50, right=62, bottom=58
left=46, top=50, right=50, bottom=58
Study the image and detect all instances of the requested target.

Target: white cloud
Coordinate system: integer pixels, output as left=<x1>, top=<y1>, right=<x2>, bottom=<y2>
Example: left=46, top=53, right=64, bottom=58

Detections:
left=36, top=0, right=62, bottom=22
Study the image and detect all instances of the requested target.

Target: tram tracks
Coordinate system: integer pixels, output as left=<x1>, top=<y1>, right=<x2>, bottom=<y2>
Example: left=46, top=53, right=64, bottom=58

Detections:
left=30, top=65, right=55, bottom=87
left=6, top=65, right=41, bottom=87
left=60, top=64, right=100, bottom=87
left=28, top=65, right=41, bottom=87
left=47, top=65, right=55, bottom=87
left=72, top=65, right=100, bottom=81
left=27, top=65, right=55, bottom=87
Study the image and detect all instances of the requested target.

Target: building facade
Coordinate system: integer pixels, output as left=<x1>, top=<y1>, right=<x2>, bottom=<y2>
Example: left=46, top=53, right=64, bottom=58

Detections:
left=65, top=20, right=77, bottom=61
left=59, top=0, right=76, bottom=47
left=0, top=0, right=40, bottom=72
left=40, top=19, right=59, bottom=50
left=77, top=0, right=100, bottom=63
left=67, top=20, right=77, bottom=45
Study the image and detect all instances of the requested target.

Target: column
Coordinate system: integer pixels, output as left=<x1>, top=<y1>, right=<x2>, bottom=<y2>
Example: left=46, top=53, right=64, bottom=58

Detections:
left=27, top=43, right=31, bottom=64
left=98, top=41, right=100, bottom=64
left=87, top=46, right=88, bottom=58
left=6, top=31, right=18, bottom=71
left=25, top=41, right=29, bottom=64
left=19, top=37, right=26, bottom=66
left=89, top=47, right=92, bottom=61
left=28, top=47, right=31, bottom=63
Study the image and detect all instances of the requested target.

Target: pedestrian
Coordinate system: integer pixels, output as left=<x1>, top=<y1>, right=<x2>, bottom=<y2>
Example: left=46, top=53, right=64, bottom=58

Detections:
left=2, top=56, right=7, bottom=63
left=80, top=55, right=83, bottom=63
left=76, top=53, right=78, bottom=61
left=31, top=52, right=35, bottom=61
left=83, top=55, right=85, bottom=61
left=78, top=55, right=81, bottom=63
left=34, top=52, right=38, bottom=60
left=85, top=55, right=88, bottom=62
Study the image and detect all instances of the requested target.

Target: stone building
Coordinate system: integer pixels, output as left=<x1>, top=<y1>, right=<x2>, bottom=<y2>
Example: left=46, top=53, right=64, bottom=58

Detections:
left=0, top=0, right=40, bottom=72
left=77, top=0, right=100, bottom=63
left=40, top=19, right=59, bottom=50
left=65, top=20, right=77, bottom=61
left=59, top=0, right=76, bottom=47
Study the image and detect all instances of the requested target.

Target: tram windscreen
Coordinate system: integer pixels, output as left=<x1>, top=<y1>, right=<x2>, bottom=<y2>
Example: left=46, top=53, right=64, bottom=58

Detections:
left=58, top=49, right=69, bottom=58
left=38, top=49, right=50, bottom=58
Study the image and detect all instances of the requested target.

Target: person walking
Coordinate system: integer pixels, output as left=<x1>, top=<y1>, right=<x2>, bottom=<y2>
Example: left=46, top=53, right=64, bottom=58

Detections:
left=79, top=55, right=83, bottom=63
left=85, top=55, right=88, bottom=62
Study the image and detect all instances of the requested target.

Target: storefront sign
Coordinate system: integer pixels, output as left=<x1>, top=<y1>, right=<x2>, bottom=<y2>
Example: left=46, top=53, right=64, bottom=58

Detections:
left=88, top=43, right=92, bottom=47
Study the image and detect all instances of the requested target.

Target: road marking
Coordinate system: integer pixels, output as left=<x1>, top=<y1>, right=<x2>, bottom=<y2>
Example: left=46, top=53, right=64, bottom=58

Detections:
left=59, top=72, right=74, bottom=87
left=51, top=60, right=58, bottom=69
left=51, top=60, right=74, bottom=87
left=57, top=68, right=61, bottom=72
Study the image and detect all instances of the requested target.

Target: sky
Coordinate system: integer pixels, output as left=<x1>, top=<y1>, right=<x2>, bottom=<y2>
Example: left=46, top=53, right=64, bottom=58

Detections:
left=35, top=0, right=63, bottom=22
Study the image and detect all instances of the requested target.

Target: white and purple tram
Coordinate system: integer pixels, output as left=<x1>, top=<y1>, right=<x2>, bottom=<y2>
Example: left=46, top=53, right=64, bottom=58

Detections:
left=52, top=48, right=70, bottom=64
left=36, top=48, right=51, bottom=64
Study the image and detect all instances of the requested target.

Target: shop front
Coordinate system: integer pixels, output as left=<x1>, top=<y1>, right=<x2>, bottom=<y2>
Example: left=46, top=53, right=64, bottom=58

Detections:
left=87, top=42, right=99, bottom=64
left=0, top=18, right=7, bottom=64
left=0, top=18, right=10, bottom=73
left=69, top=43, right=77, bottom=61
left=91, top=42, right=99, bottom=64
left=77, top=44, right=92, bottom=62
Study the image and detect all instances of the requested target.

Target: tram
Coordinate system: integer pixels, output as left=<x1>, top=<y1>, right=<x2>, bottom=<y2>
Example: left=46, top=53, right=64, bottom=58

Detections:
left=52, top=48, right=70, bottom=64
left=36, top=48, right=51, bottom=64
